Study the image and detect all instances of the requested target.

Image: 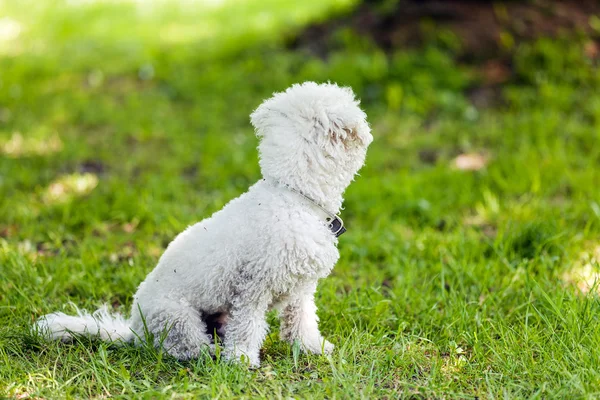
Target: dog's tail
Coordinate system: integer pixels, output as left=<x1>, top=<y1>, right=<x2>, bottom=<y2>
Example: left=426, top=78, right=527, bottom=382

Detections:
left=35, top=305, right=134, bottom=343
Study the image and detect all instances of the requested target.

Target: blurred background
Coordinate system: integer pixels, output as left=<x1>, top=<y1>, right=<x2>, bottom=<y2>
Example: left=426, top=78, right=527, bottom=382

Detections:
left=1, top=0, right=600, bottom=397
left=2, top=0, right=599, bottom=283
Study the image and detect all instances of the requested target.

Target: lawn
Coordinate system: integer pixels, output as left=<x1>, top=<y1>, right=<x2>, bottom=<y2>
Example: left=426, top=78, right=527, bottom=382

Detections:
left=1, top=0, right=600, bottom=398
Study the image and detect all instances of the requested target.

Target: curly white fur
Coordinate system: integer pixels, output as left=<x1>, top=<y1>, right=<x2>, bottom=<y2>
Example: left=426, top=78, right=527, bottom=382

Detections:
left=35, top=81, right=373, bottom=367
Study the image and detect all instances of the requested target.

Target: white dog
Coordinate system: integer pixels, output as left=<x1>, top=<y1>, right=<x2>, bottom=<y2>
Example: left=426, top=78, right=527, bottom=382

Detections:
left=36, top=81, right=373, bottom=367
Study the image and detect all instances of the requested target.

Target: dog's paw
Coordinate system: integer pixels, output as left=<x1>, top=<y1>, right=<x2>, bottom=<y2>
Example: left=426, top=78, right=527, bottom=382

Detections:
left=322, top=340, right=334, bottom=355
left=299, top=338, right=334, bottom=355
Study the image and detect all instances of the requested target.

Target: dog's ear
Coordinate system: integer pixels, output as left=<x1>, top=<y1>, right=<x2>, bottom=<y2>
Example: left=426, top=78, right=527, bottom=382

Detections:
left=342, top=127, right=359, bottom=143
left=328, top=121, right=371, bottom=148
left=250, top=105, right=268, bottom=138
left=250, top=103, right=291, bottom=139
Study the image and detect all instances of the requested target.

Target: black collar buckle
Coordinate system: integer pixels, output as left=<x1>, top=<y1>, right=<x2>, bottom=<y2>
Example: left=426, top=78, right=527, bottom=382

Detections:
left=328, top=216, right=346, bottom=237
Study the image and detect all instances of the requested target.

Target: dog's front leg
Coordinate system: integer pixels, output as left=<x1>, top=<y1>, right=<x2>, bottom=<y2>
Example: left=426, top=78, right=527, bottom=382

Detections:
left=222, top=299, right=269, bottom=368
left=279, top=281, right=334, bottom=355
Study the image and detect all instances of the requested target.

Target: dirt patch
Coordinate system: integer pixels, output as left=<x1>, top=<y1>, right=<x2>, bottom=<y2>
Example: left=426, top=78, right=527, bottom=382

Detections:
left=292, top=0, right=600, bottom=106
left=78, top=159, right=106, bottom=174
left=293, top=0, right=600, bottom=59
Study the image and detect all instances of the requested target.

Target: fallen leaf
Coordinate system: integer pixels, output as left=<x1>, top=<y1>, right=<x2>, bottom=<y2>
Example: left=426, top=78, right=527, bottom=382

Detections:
left=584, top=40, right=599, bottom=59
left=43, top=173, right=98, bottom=203
left=453, top=153, right=488, bottom=171
left=0, top=225, right=17, bottom=238
left=122, top=218, right=139, bottom=233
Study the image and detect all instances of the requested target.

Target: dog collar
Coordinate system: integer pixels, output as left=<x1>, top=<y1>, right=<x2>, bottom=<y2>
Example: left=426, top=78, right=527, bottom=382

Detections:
left=267, top=180, right=346, bottom=237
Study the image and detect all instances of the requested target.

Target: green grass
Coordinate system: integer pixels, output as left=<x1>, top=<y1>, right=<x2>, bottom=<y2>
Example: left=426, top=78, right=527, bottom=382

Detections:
left=1, top=0, right=600, bottom=398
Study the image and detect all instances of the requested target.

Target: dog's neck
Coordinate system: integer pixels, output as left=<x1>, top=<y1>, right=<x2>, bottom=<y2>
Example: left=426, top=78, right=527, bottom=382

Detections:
left=264, top=176, right=344, bottom=216
left=264, top=177, right=347, bottom=237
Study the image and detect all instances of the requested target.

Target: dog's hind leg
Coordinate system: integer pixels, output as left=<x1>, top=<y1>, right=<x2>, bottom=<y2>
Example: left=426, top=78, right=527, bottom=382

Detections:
left=131, top=301, right=213, bottom=360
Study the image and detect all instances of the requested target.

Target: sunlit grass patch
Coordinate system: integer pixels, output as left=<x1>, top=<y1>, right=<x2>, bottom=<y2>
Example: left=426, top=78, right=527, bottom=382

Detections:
left=0, top=16, right=23, bottom=56
left=43, top=173, right=99, bottom=204
left=0, top=0, right=358, bottom=65
left=0, top=16, right=22, bottom=42
left=563, top=244, right=600, bottom=294
left=0, top=132, right=63, bottom=158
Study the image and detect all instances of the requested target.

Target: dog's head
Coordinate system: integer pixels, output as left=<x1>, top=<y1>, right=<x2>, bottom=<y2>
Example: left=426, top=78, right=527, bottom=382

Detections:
left=251, top=82, right=372, bottom=194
